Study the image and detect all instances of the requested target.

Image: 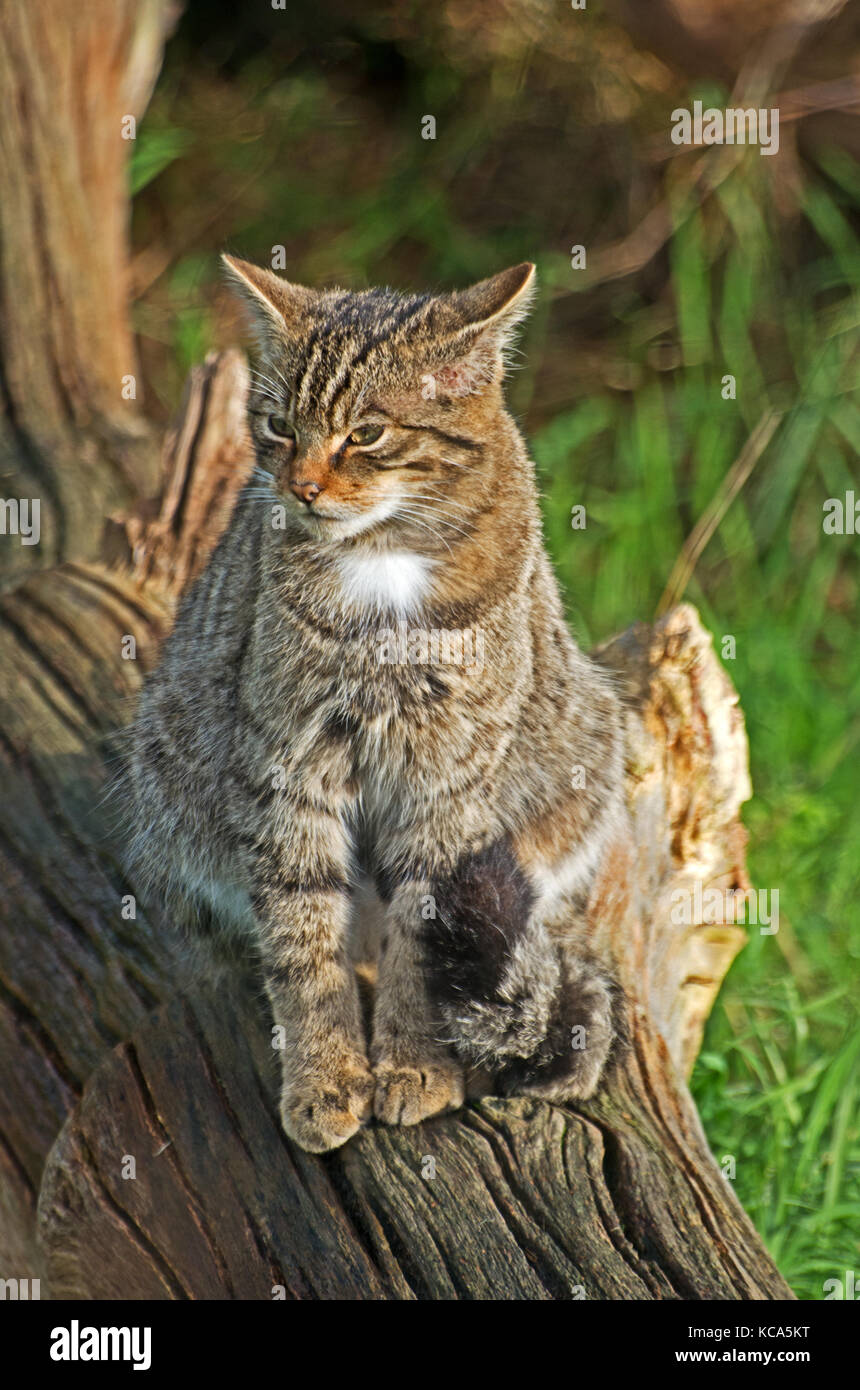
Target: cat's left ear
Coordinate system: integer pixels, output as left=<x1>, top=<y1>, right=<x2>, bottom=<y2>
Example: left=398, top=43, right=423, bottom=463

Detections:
left=432, top=262, right=536, bottom=398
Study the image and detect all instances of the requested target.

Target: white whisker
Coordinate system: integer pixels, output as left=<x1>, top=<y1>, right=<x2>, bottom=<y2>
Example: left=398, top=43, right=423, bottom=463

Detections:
left=405, top=491, right=471, bottom=514
left=271, top=363, right=293, bottom=393
left=398, top=502, right=474, bottom=541
left=248, top=369, right=288, bottom=404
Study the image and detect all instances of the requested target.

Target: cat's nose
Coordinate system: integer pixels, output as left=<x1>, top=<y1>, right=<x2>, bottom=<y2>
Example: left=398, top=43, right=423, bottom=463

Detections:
left=290, top=479, right=323, bottom=506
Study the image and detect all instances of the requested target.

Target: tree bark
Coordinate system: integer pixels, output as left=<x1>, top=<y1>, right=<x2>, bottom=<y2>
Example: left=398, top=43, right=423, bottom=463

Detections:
left=0, top=0, right=175, bottom=585
left=0, top=352, right=245, bottom=1283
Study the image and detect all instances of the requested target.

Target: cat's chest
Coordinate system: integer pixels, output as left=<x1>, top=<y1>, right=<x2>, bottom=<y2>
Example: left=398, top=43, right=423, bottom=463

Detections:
left=333, top=548, right=435, bottom=615
left=248, top=544, right=478, bottom=755
left=261, top=545, right=453, bottom=704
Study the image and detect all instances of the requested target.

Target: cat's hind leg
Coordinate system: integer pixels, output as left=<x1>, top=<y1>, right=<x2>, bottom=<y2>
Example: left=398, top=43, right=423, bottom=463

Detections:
left=370, top=879, right=466, bottom=1126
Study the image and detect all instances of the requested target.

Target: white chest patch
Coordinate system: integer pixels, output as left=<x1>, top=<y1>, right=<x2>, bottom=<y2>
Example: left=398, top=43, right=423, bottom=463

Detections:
left=336, top=549, right=434, bottom=614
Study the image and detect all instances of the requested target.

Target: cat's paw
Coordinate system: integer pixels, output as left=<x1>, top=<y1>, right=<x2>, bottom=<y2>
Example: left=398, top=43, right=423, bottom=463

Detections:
left=373, top=1057, right=465, bottom=1126
left=280, top=1054, right=375, bottom=1153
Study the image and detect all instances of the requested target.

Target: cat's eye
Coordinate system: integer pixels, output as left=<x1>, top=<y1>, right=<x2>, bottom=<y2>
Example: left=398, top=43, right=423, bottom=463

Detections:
left=347, top=423, right=385, bottom=447
left=266, top=414, right=295, bottom=440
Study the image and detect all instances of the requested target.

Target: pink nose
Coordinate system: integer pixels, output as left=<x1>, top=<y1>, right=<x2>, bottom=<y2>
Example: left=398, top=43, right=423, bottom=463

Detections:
left=290, top=480, right=322, bottom=505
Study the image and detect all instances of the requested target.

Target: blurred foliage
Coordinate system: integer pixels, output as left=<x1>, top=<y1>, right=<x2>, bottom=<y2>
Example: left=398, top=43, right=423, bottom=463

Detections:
left=130, top=0, right=859, bottom=1298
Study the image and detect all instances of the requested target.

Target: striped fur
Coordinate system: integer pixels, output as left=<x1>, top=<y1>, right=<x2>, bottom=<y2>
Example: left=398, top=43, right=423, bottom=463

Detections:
left=126, top=258, right=627, bottom=1152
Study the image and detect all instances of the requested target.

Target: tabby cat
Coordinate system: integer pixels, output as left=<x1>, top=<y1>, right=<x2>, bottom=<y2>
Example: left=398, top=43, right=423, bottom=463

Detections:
left=127, top=256, right=627, bottom=1152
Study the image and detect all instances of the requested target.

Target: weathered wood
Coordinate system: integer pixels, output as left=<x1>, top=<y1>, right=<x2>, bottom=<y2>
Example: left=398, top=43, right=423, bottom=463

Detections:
left=0, top=346, right=254, bottom=1281
left=594, top=610, right=751, bottom=1078
left=36, top=990, right=787, bottom=1301
left=118, top=349, right=254, bottom=600
left=0, top=562, right=174, bottom=1279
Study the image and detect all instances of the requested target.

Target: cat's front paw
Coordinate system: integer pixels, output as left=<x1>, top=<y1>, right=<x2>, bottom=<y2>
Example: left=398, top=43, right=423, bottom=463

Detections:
left=373, top=1057, right=465, bottom=1126
left=280, top=1053, right=375, bottom=1153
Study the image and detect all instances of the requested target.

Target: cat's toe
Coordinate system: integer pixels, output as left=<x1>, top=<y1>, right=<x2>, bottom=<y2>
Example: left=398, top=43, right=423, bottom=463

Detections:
left=373, top=1059, right=465, bottom=1125
left=280, top=1057, right=375, bottom=1152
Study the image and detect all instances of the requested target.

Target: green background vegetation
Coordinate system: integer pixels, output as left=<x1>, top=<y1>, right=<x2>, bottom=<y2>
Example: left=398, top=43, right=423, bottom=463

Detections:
left=130, top=2, right=859, bottom=1298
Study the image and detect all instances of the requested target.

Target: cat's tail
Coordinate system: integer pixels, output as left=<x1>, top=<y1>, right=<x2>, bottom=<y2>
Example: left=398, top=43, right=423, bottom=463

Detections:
left=421, top=840, right=617, bottom=1099
left=433, top=934, right=616, bottom=1101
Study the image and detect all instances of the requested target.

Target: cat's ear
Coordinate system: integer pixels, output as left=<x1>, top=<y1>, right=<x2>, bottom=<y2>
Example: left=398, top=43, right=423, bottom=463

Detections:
left=221, top=255, right=313, bottom=353
left=432, top=262, right=536, bottom=398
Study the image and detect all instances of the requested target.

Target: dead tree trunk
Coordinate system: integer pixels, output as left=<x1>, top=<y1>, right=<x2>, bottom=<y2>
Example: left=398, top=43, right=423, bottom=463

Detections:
left=0, top=0, right=174, bottom=584
left=0, top=1, right=792, bottom=1300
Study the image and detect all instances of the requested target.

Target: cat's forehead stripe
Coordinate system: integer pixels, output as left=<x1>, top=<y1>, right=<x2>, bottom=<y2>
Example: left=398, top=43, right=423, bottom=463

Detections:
left=308, top=303, right=412, bottom=414
left=292, top=292, right=433, bottom=416
left=323, top=298, right=434, bottom=413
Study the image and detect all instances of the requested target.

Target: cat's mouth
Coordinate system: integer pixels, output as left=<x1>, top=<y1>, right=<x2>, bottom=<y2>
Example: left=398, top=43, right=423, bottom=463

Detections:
left=287, top=498, right=347, bottom=530
left=292, top=494, right=403, bottom=540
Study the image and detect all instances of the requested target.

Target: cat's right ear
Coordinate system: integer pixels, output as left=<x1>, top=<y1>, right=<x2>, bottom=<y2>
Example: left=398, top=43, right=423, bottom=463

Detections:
left=221, top=255, right=312, bottom=353
left=429, top=262, right=537, bottom=398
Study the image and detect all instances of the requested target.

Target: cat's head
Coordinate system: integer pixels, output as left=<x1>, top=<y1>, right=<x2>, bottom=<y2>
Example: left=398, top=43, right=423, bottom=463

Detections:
left=223, top=255, right=535, bottom=544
